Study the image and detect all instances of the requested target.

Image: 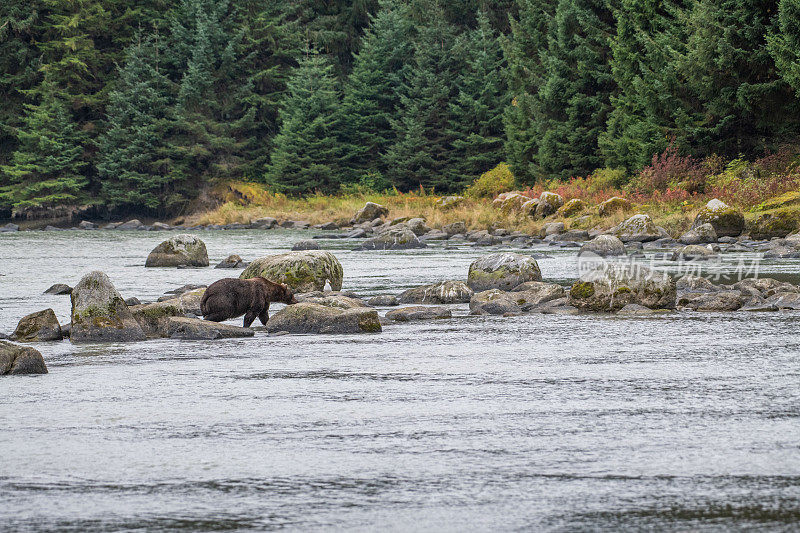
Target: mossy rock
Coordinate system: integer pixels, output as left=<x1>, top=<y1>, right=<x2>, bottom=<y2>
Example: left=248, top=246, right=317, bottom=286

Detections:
left=70, top=271, right=146, bottom=343
left=265, top=302, right=381, bottom=334
left=598, top=197, right=632, bottom=217
left=130, top=301, right=186, bottom=338
left=12, top=309, right=62, bottom=342
left=241, top=251, right=343, bottom=293
left=353, top=202, right=389, bottom=223
left=399, top=281, right=474, bottom=304
left=749, top=208, right=800, bottom=240
left=557, top=198, right=588, bottom=218
left=358, top=226, right=426, bottom=250
left=535, top=192, right=565, bottom=218
left=756, top=191, right=800, bottom=212
left=613, top=214, right=661, bottom=242
left=692, top=199, right=744, bottom=237
left=435, top=196, right=465, bottom=209
left=467, top=252, right=542, bottom=292
left=0, top=340, right=47, bottom=375
left=145, top=234, right=209, bottom=267
left=569, top=264, right=676, bottom=312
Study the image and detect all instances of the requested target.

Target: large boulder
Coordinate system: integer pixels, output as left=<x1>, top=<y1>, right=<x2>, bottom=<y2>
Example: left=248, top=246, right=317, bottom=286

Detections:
left=145, top=234, right=209, bottom=267
left=70, top=271, right=147, bottom=343
left=670, top=245, right=717, bottom=261
left=579, top=235, right=625, bottom=257
left=399, top=280, right=474, bottom=304
left=613, top=214, right=661, bottom=242
left=11, top=309, right=62, bottom=342
left=406, top=218, right=430, bottom=236
left=677, top=291, right=746, bottom=311
left=167, top=317, right=254, bottom=340
left=215, top=254, right=247, bottom=269
left=357, top=226, right=426, bottom=250
left=467, top=252, right=542, bottom=292
left=384, top=306, right=452, bottom=322
left=443, top=221, right=467, bottom=235
left=130, top=301, right=186, bottom=338
left=470, top=283, right=565, bottom=315
left=535, top=192, right=565, bottom=218
left=598, top=197, right=632, bottom=217
left=353, top=202, right=389, bottom=223
left=0, top=341, right=47, bottom=375
left=265, top=302, right=381, bottom=334
left=679, top=223, right=717, bottom=244
left=692, top=199, right=745, bottom=237
left=241, top=251, right=343, bottom=293
left=569, top=263, right=676, bottom=312
left=749, top=209, right=800, bottom=240
left=295, top=293, right=369, bottom=309
left=557, top=198, right=587, bottom=218
left=497, top=193, right=529, bottom=213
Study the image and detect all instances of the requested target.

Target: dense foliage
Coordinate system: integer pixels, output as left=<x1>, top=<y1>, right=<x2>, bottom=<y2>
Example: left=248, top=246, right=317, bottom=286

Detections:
left=1, top=0, right=800, bottom=218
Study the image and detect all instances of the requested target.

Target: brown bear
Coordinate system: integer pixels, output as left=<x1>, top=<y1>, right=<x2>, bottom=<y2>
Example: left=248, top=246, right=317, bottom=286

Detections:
left=200, top=277, right=297, bottom=328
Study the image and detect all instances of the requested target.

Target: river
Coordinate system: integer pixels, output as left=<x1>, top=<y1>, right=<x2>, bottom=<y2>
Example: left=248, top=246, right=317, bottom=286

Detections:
left=1, top=229, right=799, bottom=531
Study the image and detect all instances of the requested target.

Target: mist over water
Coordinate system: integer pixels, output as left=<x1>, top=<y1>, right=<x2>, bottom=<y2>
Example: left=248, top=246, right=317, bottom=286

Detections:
left=2, top=230, right=799, bottom=531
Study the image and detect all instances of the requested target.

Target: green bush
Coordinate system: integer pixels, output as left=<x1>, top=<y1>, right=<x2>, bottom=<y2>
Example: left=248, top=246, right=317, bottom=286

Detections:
left=465, top=163, right=516, bottom=198
left=588, top=167, right=628, bottom=192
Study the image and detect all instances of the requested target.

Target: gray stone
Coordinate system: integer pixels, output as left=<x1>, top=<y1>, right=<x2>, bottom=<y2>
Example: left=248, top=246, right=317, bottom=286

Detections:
left=399, top=280, right=474, bottom=304
left=367, top=295, right=399, bottom=307
left=569, top=263, right=676, bottom=312
left=70, top=271, right=146, bottom=343
left=443, top=221, right=467, bottom=235
left=679, top=223, right=717, bottom=245
left=677, top=290, right=746, bottom=311
left=251, top=217, right=277, bottom=229
left=241, top=251, right=344, bottom=292
left=613, top=214, right=661, bottom=242
left=406, top=218, right=430, bottom=236
left=535, top=192, right=565, bottom=218
left=692, top=199, right=745, bottom=237
left=44, top=283, right=72, bottom=295
left=130, top=301, right=187, bottom=337
left=353, top=202, right=389, bottom=223
left=117, top=219, right=143, bottom=230
left=0, top=223, right=19, bottom=232
left=580, top=235, right=625, bottom=257
left=385, top=306, right=452, bottom=322
left=467, top=252, right=542, bottom=291
left=215, top=254, right=247, bottom=269
left=670, top=244, right=717, bottom=261
left=292, top=240, right=321, bottom=251
left=11, top=309, right=62, bottom=341
left=167, top=317, right=254, bottom=340
left=265, top=302, right=381, bottom=334
left=358, top=226, right=426, bottom=250
left=145, top=234, right=209, bottom=267
left=0, top=341, right=47, bottom=375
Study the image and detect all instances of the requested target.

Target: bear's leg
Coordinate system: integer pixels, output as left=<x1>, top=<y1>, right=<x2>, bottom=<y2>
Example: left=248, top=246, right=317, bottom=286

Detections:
left=243, top=310, right=257, bottom=328
left=258, top=303, right=270, bottom=325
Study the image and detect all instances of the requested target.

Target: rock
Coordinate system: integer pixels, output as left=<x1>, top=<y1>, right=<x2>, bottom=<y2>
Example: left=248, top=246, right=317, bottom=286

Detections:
left=367, top=295, right=399, bottom=307
left=670, top=244, right=717, bottom=261
left=389, top=217, right=411, bottom=226
left=44, top=283, right=72, bottom=295
left=70, top=271, right=147, bottom=343
left=150, top=222, right=171, bottom=231
left=313, top=221, right=339, bottom=230
left=498, top=193, right=529, bottom=213
left=692, top=199, right=745, bottom=237
left=295, top=294, right=369, bottom=310
left=535, top=192, right=565, bottom=218
left=345, top=228, right=368, bottom=239
left=117, top=219, right=143, bottom=230
left=240, top=250, right=344, bottom=292
left=749, top=209, right=800, bottom=240
left=78, top=220, right=96, bottom=230
left=11, top=309, right=62, bottom=342
left=292, top=240, right=320, bottom=251
left=163, top=317, right=253, bottom=340
left=124, top=297, right=141, bottom=306
left=251, top=217, right=277, bottom=229
left=557, top=198, right=587, bottom=217
left=679, top=223, right=717, bottom=244
left=145, top=234, right=209, bottom=267
left=0, top=223, right=19, bottom=232
left=357, top=226, right=426, bottom=250
left=469, top=283, right=565, bottom=315
left=677, top=291, right=746, bottom=311
left=420, top=230, right=449, bottom=241
left=613, top=214, right=661, bottom=242
left=467, top=252, right=542, bottom=291
left=406, top=218, right=430, bottom=236
left=766, top=292, right=800, bottom=310
left=0, top=341, right=47, bottom=375
left=551, top=229, right=590, bottom=241
left=384, top=306, right=452, bottom=322
left=733, top=277, right=799, bottom=297
left=170, top=288, right=206, bottom=316
left=435, top=196, right=465, bottom=209
left=130, top=301, right=186, bottom=337
left=569, top=263, right=676, bottom=312
left=521, top=199, right=540, bottom=216
left=353, top=202, right=389, bottom=223
left=616, top=303, right=663, bottom=316
left=598, top=197, right=632, bottom=217
left=215, top=254, right=247, bottom=269
left=283, top=220, right=310, bottom=229
left=265, top=302, right=381, bottom=334
left=162, top=284, right=207, bottom=296
left=399, top=280, right=474, bottom=304
left=676, top=275, right=718, bottom=294
left=443, top=221, right=467, bottom=235
left=580, top=235, right=626, bottom=256
left=763, top=246, right=800, bottom=259
left=540, top=222, right=565, bottom=237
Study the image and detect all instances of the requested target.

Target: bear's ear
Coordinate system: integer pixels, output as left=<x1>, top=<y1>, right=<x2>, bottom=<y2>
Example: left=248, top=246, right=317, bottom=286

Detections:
left=281, top=283, right=289, bottom=290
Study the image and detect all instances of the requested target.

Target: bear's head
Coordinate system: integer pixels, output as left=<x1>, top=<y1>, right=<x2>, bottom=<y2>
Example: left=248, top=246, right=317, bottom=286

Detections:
left=280, top=283, right=298, bottom=305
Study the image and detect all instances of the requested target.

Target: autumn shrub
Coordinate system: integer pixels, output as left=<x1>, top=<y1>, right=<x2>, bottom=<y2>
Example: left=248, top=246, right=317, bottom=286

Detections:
left=465, top=162, right=516, bottom=198
left=631, top=143, right=706, bottom=193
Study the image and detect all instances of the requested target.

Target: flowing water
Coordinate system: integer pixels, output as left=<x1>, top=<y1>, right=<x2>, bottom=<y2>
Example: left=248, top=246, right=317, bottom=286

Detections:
left=1, top=230, right=799, bottom=531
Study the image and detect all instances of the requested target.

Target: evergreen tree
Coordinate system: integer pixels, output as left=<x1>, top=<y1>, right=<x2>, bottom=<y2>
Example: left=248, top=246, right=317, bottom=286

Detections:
left=265, top=51, right=343, bottom=194
left=446, top=10, right=509, bottom=188
left=768, top=0, right=800, bottom=96
left=599, top=0, right=689, bottom=170
left=337, top=0, right=415, bottom=183
left=534, top=0, right=615, bottom=179
left=383, top=3, right=460, bottom=192
left=503, top=0, right=554, bottom=184
left=0, top=81, right=87, bottom=215
left=97, top=35, right=180, bottom=214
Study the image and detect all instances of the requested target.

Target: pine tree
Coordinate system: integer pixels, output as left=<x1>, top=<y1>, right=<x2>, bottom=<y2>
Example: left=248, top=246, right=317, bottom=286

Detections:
left=97, top=35, right=180, bottom=215
left=265, top=51, right=343, bottom=194
left=534, top=0, right=615, bottom=179
left=383, top=3, right=460, bottom=192
left=503, top=0, right=554, bottom=184
left=0, top=81, right=87, bottom=215
left=446, top=10, right=509, bottom=188
left=768, top=0, right=800, bottom=96
left=599, top=0, right=689, bottom=170
left=337, top=0, right=415, bottom=183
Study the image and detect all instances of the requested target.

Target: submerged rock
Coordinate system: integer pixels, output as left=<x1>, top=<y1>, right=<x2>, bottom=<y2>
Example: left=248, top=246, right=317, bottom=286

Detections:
left=44, top=283, right=72, bottom=295
left=367, top=295, right=400, bottom=307
left=11, top=309, right=62, bottom=342
left=167, top=317, right=254, bottom=340
left=241, top=251, right=344, bottom=293
left=292, top=240, right=320, bottom=251
left=0, top=341, right=47, bottom=375
left=384, top=306, right=452, bottom=322
left=70, top=271, right=146, bottom=343
left=145, top=234, right=209, bottom=267
left=467, top=252, right=542, bottom=292
left=265, top=302, right=381, bottom=334
left=569, top=263, right=676, bottom=312
left=130, top=301, right=186, bottom=338
left=692, top=199, right=744, bottom=237
left=357, top=226, right=426, bottom=250
left=399, top=280, right=474, bottom=304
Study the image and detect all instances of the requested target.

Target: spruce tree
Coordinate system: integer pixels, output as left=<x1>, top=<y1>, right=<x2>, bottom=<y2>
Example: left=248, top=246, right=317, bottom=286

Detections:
left=383, top=3, right=460, bottom=192
left=534, top=0, right=615, bottom=179
left=97, top=35, right=180, bottom=214
left=446, top=10, right=509, bottom=188
left=265, top=51, right=343, bottom=194
left=0, top=81, right=87, bottom=215
left=503, top=0, right=554, bottom=184
left=768, top=0, right=800, bottom=96
left=337, top=0, right=415, bottom=183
